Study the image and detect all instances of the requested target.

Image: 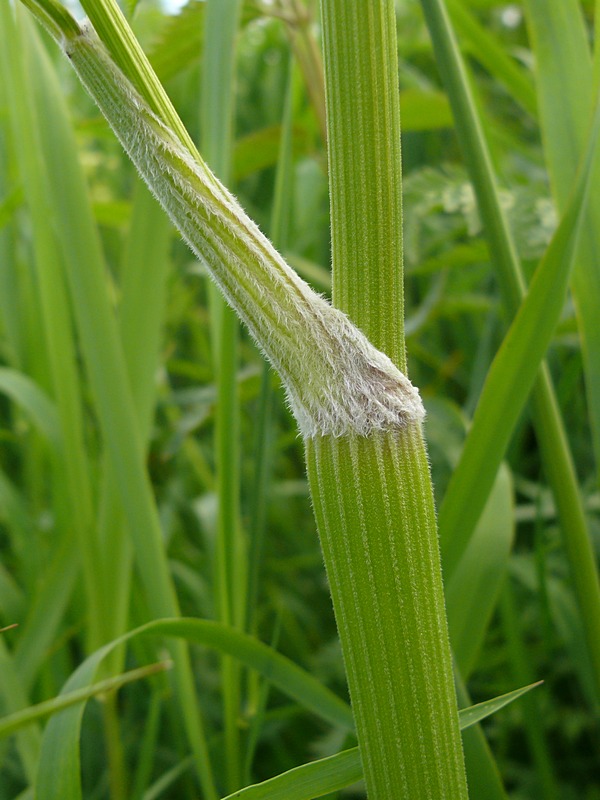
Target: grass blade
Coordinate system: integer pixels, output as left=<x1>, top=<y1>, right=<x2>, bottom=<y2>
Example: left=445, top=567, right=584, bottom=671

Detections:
left=220, top=749, right=363, bottom=800
left=446, top=0, right=537, bottom=117
left=0, top=369, right=60, bottom=448
left=524, top=0, right=600, bottom=482
left=202, top=1, right=244, bottom=789
left=446, top=463, right=514, bottom=677
left=0, top=663, right=170, bottom=740
left=34, top=617, right=353, bottom=799
left=442, top=98, right=600, bottom=578
left=22, top=16, right=216, bottom=796
left=220, top=683, right=540, bottom=800
left=420, top=0, right=600, bottom=703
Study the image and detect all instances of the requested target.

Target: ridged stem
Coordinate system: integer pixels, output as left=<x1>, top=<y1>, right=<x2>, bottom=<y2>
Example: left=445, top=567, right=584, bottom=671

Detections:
left=318, top=2, right=467, bottom=796
left=20, top=6, right=463, bottom=795
left=321, top=0, right=405, bottom=368
left=318, top=0, right=467, bottom=800
left=306, top=428, right=468, bottom=798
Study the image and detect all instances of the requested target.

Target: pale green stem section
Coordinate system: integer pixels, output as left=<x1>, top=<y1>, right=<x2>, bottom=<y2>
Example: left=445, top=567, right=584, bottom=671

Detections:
left=321, top=0, right=405, bottom=369
left=319, top=2, right=467, bottom=797
left=306, top=428, right=468, bottom=799
left=59, top=22, right=423, bottom=440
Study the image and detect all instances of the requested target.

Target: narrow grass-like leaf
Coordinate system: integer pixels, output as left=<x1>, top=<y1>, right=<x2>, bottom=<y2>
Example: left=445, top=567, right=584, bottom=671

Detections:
left=501, top=584, right=558, bottom=797
left=13, top=537, right=79, bottom=689
left=446, top=463, right=514, bottom=677
left=459, top=681, right=544, bottom=730
left=245, top=56, right=295, bottom=636
left=439, top=101, right=600, bottom=705
left=446, top=0, right=537, bottom=117
left=0, top=662, right=170, bottom=739
left=421, top=0, right=600, bottom=702
left=455, top=672, right=508, bottom=800
left=22, top=16, right=216, bottom=797
left=220, top=683, right=540, bottom=800
left=220, top=748, right=363, bottom=800
left=202, top=1, right=244, bottom=789
left=0, top=639, right=41, bottom=783
left=97, top=180, right=173, bottom=651
left=442, top=99, right=600, bottom=578
left=0, top=368, right=60, bottom=449
left=524, top=0, right=600, bottom=481
left=1, top=6, right=104, bottom=651
left=143, top=758, right=196, bottom=800
left=0, top=566, right=24, bottom=622
left=34, top=617, right=352, bottom=799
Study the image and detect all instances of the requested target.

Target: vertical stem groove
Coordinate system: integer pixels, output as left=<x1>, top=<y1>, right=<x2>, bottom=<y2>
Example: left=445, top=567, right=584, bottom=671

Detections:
left=317, top=2, right=468, bottom=796
left=306, top=428, right=468, bottom=797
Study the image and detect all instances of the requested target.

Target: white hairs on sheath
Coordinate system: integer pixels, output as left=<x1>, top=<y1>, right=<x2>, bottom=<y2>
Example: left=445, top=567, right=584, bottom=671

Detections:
left=66, top=24, right=425, bottom=438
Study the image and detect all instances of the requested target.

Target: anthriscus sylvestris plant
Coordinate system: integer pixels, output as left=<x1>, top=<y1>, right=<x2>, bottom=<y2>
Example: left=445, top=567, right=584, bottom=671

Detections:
left=17, top=0, right=471, bottom=796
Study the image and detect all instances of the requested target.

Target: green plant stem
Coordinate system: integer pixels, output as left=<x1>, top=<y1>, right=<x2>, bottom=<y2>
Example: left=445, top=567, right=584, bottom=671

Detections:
left=321, top=0, right=405, bottom=367
left=306, top=428, right=467, bottom=798
left=77, top=0, right=196, bottom=156
left=523, top=0, right=600, bottom=482
left=20, top=6, right=460, bottom=795
left=319, top=2, right=467, bottom=796
left=280, top=0, right=327, bottom=145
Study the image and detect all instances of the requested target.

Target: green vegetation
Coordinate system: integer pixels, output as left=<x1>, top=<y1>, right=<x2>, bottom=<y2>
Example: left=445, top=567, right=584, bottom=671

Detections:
left=0, top=1, right=598, bottom=798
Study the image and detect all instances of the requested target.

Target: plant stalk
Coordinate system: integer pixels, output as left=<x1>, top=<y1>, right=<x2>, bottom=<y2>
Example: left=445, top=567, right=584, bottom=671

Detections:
left=306, top=428, right=468, bottom=798
left=20, top=4, right=467, bottom=795
left=317, top=2, right=468, bottom=796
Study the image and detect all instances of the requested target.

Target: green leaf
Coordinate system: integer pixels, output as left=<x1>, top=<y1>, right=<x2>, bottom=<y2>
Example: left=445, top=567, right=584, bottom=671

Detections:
left=524, top=0, right=600, bottom=479
left=446, top=463, right=514, bottom=678
left=446, top=0, right=536, bottom=117
left=147, top=0, right=205, bottom=83
left=458, top=681, right=543, bottom=731
left=440, top=94, right=600, bottom=580
left=0, top=368, right=61, bottom=448
left=220, top=748, right=363, bottom=800
left=219, top=683, right=542, bottom=800
left=35, top=619, right=353, bottom=799
left=0, top=662, right=170, bottom=740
